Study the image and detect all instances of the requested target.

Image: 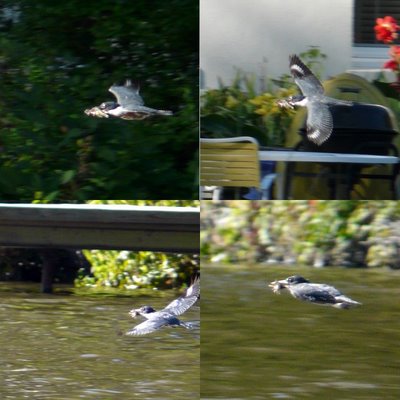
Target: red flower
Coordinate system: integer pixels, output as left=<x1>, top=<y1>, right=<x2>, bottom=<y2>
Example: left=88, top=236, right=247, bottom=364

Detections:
left=383, top=59, right=398, bottom=71
left=374, top=16, right=399, bottom=43
left=383, top=45, right=400, bottom=71
left=390, top=45, right=400, bottom=62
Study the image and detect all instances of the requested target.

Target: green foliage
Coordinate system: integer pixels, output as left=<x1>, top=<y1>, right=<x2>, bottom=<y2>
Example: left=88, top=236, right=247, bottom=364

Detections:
left=201, top=200, right=400, bottom=268
left=200, top=47, right=327, bottom=147
left=75, top=200, right=200, bottom=289
left=248, top=87, right=297, bottom=146
left=299, top=46, right=327, bottom=79
left=87, top=199, right=199, bottom=207
left=200, top=70, right=268, bottom=144
left=76, top=250, right=199, bottom=289
left=0, top=0, right=198, bottom=200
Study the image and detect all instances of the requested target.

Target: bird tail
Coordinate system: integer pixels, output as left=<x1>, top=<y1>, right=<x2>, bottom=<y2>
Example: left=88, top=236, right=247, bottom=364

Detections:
left=323, top=97, right=353, bottom=106
left=334, top=296, right=362, bottom=309
left=156, top=109, right=173, bottom=116
left=180, top=321, right=197, bottom=330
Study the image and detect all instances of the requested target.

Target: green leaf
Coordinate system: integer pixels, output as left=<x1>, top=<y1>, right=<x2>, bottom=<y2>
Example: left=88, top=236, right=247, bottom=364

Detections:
left=61, top=170, right=76, bottom=184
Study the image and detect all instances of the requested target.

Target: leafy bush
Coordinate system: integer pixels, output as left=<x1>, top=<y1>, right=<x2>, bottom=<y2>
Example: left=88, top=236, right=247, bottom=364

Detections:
left=76, top=200, right=200, bottom=289
left=0, top=0, right=198, bottom=200
left=76, top=250, right=199, bottom=289
left=201, top=200, right=400, bottom=268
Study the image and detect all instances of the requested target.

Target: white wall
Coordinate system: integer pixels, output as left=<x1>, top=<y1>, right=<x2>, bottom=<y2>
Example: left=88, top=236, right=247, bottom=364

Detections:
left=200, top=0, right=353, bottom=89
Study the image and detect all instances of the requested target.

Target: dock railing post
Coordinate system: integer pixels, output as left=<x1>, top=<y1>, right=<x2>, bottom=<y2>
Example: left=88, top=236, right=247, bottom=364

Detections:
left=40, top=249, right=58, bottom=294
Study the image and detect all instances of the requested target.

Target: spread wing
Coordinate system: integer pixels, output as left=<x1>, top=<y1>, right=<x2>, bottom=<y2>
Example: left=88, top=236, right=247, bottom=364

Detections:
left=306, top=102, right=333, bottom=145
left=109, top=80, right=144, bottom=109
left=289, top=54, right=324, bottom=97
left=126, top=318, right=168, bottom=336
left=162, top=277, right=200, bottom=316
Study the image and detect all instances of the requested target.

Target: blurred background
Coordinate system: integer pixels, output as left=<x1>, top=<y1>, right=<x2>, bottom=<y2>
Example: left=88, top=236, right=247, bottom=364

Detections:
left=0, top=200, right=200, bottom=399
left=200, top=1, right=400, bottom=201
left=0, top=0, right=198, bottom=200
left=201, top=200, right=400, bottom=267
left=201, top=200, right=400, bottom=399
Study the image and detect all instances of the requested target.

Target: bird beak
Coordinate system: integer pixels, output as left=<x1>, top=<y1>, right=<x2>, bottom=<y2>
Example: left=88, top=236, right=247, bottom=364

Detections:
left=129, top=309, right=140, bottom=318
left=276, top=99, right=294, bottom=109
left=84, top=106, right=110, bottom=118
left=268, top=279, right=289, bottom=293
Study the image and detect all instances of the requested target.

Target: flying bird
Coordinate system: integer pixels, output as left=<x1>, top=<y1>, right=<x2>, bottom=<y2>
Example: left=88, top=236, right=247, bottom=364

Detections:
left=269, top=275, right=361, bottom=309
left=277, top=54, right=352, bottom=145
left=126, top=277, right=200, bottom=336
left=85, top=80, right=173, bottom=120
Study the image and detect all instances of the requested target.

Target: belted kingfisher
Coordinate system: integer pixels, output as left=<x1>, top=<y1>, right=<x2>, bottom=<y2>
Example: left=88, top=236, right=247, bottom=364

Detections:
left=126, top=277, right=200, bottom=336
left=269, top=275, right=361, bottom=309
left=277, top=54, right=352, bottom=145
left=85, top=80, right=173, bottom=120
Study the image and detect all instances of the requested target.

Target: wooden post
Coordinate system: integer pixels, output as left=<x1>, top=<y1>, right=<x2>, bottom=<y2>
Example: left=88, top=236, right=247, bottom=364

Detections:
left=40, top=249, right=58, bottom=293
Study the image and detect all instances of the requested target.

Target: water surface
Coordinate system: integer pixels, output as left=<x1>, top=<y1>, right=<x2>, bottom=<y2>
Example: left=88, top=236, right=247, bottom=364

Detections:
left=201, top=264, right=400, bottom=399
left=0, top=284, right=199, bottom=399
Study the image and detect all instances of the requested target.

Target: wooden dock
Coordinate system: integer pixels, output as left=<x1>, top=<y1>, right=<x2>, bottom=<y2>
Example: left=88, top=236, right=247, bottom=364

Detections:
left=0, top=204, right=199, bottom=292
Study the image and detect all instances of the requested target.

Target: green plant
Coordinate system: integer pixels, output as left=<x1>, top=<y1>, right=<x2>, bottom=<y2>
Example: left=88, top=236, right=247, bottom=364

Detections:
left=75, top=200, right=200, bottom=289
left=201, top=47, right=328, bottom=146
left=201, top=200, right=400, bottom=268
left=76, top=250, right=199, bottom=289
left=0, top=0, right=198, bottom=200
left=200, top=69, right=268, bottom=143
left=248, top=87, right=297, bottom=146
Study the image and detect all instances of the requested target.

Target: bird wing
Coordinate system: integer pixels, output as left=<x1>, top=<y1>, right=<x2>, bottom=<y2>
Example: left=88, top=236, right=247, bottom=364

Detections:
left=162, top=277, right=200, bottom=316
left=295, top=283, right=339, bottom=304
left=316, top=283, right=343, bottom=296
left=126, top=317, right=169, bottom=336
left=306, top=101, right=333, bottom=145
left=109, top=80, right=144, bottom=108
left=289, top=54, right=324, bottom=97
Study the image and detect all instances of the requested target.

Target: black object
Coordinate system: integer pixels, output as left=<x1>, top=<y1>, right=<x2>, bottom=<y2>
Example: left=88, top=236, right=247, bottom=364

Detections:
left=297, top=103, right=398, bottom=155
left=286, top=103, right=399, bottom=199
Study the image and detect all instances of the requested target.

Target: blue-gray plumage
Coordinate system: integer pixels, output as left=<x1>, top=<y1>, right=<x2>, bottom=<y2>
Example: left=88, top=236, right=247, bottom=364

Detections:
left=277, top=54, right=353, bottom=145
left=85, top=80, right=173, bottom=120
left=126, top=277, right=200, bottom=336
left=269, top=275, right=361, bottom=309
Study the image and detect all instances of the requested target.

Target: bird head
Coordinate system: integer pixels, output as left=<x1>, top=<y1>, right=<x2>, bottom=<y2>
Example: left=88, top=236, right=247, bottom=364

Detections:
left=285, top=275, right=310, bottom=285
left=99, top=101, right=119, bottom=111
left=269, top=275, right=310, bottom=292
left=129, top=305, right=156, bottom=318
